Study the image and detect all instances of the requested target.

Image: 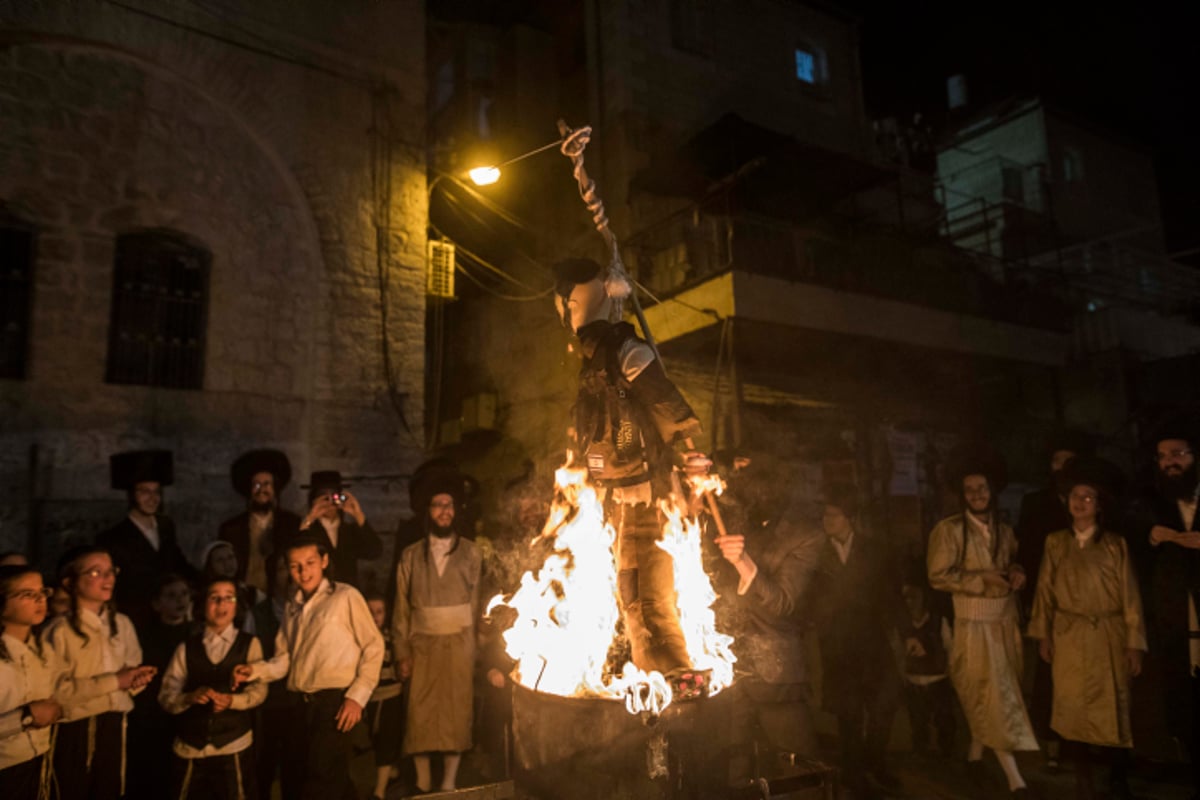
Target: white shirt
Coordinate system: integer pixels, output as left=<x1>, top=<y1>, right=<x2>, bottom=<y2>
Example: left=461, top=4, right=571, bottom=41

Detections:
left=965, top=511, right=993, bottom=548
left=830, top=531, right=855, bottom=565
left=129, top=512, right=160, bottom=551
left=1073, top=524, right=1098, bottom=548
left=0, top=633, right=56, bottom=769
left=159, top=625, right=266, bottom=758
left=1180, top=498, right=1197, bottom=532
left=40, top=608, right=143, bottom=721
left=249, top=579, right=383, bottom=708
left=429, top=535, right=454, bottom=577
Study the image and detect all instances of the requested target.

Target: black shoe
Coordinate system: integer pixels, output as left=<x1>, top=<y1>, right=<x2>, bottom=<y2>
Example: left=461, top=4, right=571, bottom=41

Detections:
left=866, top=769, right=903, bottom=794
left=965, top=759, right=988, bottom=784
left=1108, top=778, right=1134, bottom=800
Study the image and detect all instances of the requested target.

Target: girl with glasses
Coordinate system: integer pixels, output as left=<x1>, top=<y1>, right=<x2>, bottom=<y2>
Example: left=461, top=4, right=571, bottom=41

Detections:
left=40, top=546, right=157, bottom=800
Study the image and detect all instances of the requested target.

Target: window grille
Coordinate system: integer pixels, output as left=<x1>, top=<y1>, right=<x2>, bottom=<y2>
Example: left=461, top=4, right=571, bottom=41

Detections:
left=105, top=230, right=209, bottom=390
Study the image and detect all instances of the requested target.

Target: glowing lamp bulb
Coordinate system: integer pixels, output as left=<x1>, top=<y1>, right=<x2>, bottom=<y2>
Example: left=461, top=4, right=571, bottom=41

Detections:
left=468, top=166, right=501, bottom=186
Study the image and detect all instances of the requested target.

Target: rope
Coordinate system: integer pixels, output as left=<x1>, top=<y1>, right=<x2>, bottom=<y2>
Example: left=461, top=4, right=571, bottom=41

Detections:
left=38, top=725, right=57, bottom=800
left=556, top=120, right=661, bottom=362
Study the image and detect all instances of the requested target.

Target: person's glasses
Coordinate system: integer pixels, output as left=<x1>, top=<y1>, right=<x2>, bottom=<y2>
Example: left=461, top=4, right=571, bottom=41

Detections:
left=252, top=481, right=273, bottom=491
left=8, top=588, right=53, bottom=602
left=81, top=567, right=120, bottom=579
left=1071, top=494, right=1098, bottom=504
left=1158, top=449, right=1193, bottom=463
left=431, top=500, right=455, bottom=510
left=208, top=595, right=238, bottom=605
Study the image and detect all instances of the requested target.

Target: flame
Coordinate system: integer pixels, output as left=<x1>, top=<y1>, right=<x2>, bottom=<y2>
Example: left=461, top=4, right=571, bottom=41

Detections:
left=489, top=457, right=736, bottom=714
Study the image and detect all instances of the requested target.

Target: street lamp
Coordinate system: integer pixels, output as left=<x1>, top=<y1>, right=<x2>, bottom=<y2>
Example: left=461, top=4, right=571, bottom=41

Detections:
left=465, top=136, right=566, bottom=186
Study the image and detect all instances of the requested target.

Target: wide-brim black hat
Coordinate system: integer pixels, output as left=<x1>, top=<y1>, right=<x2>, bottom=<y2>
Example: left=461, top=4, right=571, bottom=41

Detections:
left=231, top=449, right=292, bottom=497
left=1045, top=429, right=1095, bottom=460
left=946, top=441, right=1008, bottom=494
left=409, top=458, right=464, bottom=513
left=1059, top=456, right=1126, bottom=498
left=110, top=450, right=174, bottom=490
left=1146, top=412, right=1200, bottom=451
left=301, top=470, right=348, bottom=497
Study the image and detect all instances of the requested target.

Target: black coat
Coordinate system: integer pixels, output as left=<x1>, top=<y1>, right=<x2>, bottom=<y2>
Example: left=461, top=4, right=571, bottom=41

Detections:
left=217, top=509, right=302, bottom=586
left=1015, top=485, right=1070, bottom=589
left=812, top=534, right=903, bottom=715
left=97, top=516, right=196, bottom=631
left=300, top=516, right=382, bottom=589
left=1141, top=491, right=1200, bottom=736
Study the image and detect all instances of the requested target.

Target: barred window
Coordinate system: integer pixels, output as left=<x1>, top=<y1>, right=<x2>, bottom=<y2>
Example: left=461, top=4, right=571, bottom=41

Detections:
left=0, top=210, right=34, bottom=380
left=105, top=230, right=209, bottom=390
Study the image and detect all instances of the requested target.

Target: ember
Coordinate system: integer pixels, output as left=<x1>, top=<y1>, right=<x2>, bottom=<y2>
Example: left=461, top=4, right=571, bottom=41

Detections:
left=487, top=458, right=736, bottom=714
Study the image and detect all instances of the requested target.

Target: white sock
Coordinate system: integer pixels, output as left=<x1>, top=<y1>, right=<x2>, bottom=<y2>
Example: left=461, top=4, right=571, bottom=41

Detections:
left=967, top=739, right=984, bottom=761
left=994, top=748, right=1026, bottom=791
left=414, top=754, right=431, bottom=792
left=441, top=752, right=461, bottom=791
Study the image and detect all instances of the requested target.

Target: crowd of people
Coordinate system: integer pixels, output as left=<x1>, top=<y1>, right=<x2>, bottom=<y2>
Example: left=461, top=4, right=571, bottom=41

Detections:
left=0, top=448, right=488, bottom=800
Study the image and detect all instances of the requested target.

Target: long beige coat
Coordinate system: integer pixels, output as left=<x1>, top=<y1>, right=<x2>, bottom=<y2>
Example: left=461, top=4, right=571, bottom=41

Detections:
left=1027, top=529, right=1147, bottom=747
left=393, top=535, right=482, bottom=754
left=927, top=513, right=1038, bottom=752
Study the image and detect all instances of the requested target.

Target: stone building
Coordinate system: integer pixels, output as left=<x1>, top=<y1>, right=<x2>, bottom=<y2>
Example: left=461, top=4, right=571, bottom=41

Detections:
left=0, top=0, right=428, bottom=579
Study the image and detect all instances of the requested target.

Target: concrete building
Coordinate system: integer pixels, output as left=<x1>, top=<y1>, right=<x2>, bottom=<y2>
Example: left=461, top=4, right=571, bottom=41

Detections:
left=0, top=0, right=428, bottom=578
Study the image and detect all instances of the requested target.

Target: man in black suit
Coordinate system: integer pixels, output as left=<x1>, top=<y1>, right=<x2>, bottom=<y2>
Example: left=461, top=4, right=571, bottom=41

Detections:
left=97, top=450, right=196, bottom=630
left=299, top=470, right=382, bottom=589
left=218, top=449, right=302, bottom=594
left=1134, top=417, right=1200, bottom=799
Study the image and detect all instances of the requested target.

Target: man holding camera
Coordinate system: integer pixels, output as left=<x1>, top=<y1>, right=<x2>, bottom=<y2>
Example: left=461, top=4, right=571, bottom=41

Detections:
left=300, top=471, right=382, bottom=590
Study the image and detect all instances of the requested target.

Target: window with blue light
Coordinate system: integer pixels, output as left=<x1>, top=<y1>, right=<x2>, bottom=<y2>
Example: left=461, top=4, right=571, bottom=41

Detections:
left=795, top=48, right=816, bottom=83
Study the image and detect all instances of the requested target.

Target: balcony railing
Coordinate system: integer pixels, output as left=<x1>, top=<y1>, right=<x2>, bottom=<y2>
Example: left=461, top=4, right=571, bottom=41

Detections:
left=626, top=209, right=1072, bottom=331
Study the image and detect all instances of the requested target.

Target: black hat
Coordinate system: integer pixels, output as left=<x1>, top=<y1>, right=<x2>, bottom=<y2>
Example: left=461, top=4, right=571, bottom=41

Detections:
left=409, top=459, right=464, bottom=513
left=110, top=450, right=173, bottom=490
left=1045, top=429, right=1095, bottom=460
left=1059, top=456, right=1125, bottom=498
left=551, top=257, right=604, bottom=296
left=230, top=449, right=292, bottom=497
left=946, top=441, right=1008, bottom=494
left=302, top=470, right=349, bottom=499
left=823, top=483, right=860, bottom=518
left=1147, top=413, right=1200, bottom=450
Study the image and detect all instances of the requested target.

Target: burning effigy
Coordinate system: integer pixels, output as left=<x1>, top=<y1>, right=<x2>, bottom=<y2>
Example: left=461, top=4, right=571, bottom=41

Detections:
left=486, top=459, right=736, bottom=715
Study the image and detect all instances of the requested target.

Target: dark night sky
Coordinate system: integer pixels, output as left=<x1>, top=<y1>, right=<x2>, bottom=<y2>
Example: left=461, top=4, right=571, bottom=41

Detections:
left=847, top=1, right=1200, bottom=260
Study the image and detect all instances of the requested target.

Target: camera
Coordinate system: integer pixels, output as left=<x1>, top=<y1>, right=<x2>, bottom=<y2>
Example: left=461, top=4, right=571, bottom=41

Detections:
left=330, top=492, right=347, bottom=505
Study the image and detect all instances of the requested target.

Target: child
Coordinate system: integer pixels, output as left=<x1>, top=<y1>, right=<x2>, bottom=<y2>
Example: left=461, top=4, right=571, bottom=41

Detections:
left=250, top=553, right=302, bottom=800
left=126, top=573, right=195, bottom=800
left=201, top=541, right=262, bottom=633
left=234, top=533, right=383, bottom=799
left=159, top=577, right=267, bottom=799
left=1029, top=457, right=1145, bottom=800
left=0, top=564, right=61, bottom=800
left=364, top=590, right=404, bottom=800
left=41, top=545, right=157, bottom=800
left=900, top=577, right=956, bottom=758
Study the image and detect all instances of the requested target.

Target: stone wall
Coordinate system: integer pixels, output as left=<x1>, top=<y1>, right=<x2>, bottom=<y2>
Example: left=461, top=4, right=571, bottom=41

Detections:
left=0, top=0, right=428, bottom=585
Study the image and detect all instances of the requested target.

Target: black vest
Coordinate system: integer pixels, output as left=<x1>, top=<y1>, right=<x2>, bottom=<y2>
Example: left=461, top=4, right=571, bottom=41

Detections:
left=177, top=630, right=254, bottom=750
left=903, top=612, right=948, bottom=677
left=575, top=321, right=655, bottom=487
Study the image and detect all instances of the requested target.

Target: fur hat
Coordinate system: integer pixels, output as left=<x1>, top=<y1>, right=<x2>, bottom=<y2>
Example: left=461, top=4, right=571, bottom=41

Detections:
left=1059, top=456, right=1125, bottom=499
left=110, top=450, right=173, bottom=490
left=1147, top=413, right=1200, bottom=451
left=230, top=449, right=292, bottom=497
left=1045, top=429, right=1095, bottom=460
left=946, top=441, right=1008, bottom=494
left=409, top=459, right=465, bottom=514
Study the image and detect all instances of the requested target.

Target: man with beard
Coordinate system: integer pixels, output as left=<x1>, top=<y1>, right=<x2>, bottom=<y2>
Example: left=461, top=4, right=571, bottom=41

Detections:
left=392, top=465, right=481, bottom=794
left=98, top=450, right=196, bottom=630
left=1015, top=430, right=1093, bottom=771
left=1138, top=418, right=1200, bottom=798
left=710, top=451, right=823, bottom=780
left=927, top=444, right=1037, bottom=798
left=219, top=449, right=302, bottom=594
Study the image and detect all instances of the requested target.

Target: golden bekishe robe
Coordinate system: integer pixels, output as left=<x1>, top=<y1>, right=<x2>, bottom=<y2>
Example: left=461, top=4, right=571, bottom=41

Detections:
left=927, top=513, right=1037, bottom=752
left=1027, top=529, right=1146, bottom=747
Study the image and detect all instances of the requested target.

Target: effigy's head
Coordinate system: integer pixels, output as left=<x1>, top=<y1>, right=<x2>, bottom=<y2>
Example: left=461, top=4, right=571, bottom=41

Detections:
left=552, top=257, right=630, bottom=333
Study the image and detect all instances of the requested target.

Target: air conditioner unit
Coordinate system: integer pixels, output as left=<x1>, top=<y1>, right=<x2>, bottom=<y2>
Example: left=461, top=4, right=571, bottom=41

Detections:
left=427, top=239, right=456, bottom=299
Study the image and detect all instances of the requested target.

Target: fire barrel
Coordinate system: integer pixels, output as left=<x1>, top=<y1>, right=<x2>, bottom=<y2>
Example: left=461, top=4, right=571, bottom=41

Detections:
left=511, top=682, right=738, bottom=800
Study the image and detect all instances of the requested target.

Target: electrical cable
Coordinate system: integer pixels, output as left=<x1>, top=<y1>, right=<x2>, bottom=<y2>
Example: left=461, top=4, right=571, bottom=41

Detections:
left=429, top=221, right=541, bottom=290
left=455, top=261, right=554, bottom=302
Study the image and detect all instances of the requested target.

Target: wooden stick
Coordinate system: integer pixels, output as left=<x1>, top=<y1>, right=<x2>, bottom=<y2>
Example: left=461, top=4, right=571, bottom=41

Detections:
left=703, top=490, right=729, bottom=538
